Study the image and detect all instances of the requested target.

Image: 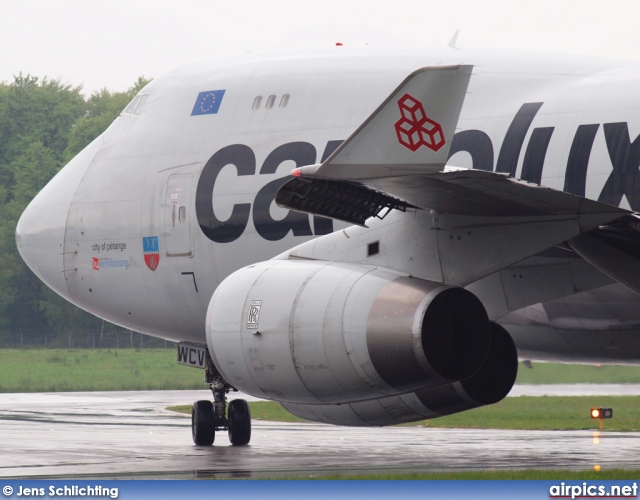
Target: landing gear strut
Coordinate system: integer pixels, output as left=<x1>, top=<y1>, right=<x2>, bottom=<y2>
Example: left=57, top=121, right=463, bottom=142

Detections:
left=191, top=349, right=251, bottom=446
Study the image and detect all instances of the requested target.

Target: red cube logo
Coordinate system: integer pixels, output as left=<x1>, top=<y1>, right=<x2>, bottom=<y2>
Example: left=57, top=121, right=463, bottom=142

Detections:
left=394, top=94, right=445, bottom=152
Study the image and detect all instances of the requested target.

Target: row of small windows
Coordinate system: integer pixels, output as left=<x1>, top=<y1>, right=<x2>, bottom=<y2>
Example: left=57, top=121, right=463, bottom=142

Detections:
left=124, top=93, right=288, bottom=114
left=252, top=94, right=290, bottom=110
left=124, top=94, right=149, bottom=115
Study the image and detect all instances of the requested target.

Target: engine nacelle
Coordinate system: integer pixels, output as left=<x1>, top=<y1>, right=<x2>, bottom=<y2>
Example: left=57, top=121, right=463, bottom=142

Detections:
left=207, top=260, right=491, bottom=404
left=282, top=323, right=518, bottom=425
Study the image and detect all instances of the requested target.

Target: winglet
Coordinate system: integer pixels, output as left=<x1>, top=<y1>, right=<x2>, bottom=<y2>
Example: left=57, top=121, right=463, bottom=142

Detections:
left=298, top=65, right=473, bottom=181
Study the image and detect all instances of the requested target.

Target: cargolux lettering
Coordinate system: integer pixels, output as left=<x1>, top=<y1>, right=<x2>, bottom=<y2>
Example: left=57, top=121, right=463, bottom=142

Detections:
left=195, top=105, right=640, bottom=244
left=195, top=141, right=341, bottom=244
left=448, top=103, right=640, bottom=210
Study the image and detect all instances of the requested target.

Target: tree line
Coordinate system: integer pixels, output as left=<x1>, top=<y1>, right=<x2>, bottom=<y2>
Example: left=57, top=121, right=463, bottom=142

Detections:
left=0, top=73, right=160, bottom=348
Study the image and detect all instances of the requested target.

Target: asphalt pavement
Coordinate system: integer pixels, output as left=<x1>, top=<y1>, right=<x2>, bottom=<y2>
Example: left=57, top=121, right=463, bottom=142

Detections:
left=0, top=387, right=638, bottom=478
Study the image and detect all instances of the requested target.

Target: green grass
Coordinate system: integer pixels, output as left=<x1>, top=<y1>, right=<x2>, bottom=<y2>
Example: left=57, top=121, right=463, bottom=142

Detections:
left=168, top=397, right=640, bottom=431
left=168, top=401, right=307, bottom=423
left=422, top=396, right=640, bottom=431
left=0, top=348, right=205, bottom=392
left=516, top=362, right=640, bottom=384
left=2, top=348, right=640, bottom=393
left=239, top=401, right=307, bottom=423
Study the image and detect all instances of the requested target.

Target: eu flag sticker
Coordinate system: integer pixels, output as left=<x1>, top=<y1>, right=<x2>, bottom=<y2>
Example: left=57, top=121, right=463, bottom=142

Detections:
left=191, top=90, right=225, bottom=116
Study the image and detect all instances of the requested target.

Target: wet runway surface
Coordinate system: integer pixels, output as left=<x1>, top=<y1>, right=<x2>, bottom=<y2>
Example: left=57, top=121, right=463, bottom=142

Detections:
left=0, top=387, right=639, bottom=478
left=508, top=383, right=640, bottom=396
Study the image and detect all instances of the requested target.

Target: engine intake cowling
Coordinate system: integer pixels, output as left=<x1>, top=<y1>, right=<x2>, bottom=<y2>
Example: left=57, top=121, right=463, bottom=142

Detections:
left=207, top=260, right=491, bottom=404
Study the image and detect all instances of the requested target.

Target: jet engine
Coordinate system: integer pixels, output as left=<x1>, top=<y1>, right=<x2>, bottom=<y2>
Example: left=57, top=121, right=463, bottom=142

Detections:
left=282, top=323, right=518, bottom=425
left=207, top=259, right=493, bottom=405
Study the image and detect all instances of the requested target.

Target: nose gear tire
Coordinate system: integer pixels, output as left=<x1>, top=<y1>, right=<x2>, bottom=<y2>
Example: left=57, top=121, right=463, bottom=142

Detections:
left=192, top=400, right=215, bottom=446
left=228, top=399, right=251, bottom=446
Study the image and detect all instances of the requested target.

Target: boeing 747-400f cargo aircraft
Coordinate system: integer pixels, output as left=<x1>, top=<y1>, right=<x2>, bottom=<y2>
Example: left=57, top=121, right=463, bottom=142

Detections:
left=15, top=45, right=640, bottom=446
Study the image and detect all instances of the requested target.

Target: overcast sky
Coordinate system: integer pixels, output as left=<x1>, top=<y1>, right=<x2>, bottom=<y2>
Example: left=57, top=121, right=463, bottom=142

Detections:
left=2, top=0, right=639, bottom=96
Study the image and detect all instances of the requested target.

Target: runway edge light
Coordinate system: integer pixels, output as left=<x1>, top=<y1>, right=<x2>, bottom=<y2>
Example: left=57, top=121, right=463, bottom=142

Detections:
left=590, top=407, right=613, bottom=419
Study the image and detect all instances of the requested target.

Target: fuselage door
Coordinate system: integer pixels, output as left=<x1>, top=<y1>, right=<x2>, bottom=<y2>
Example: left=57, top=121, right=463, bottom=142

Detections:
left=164, top=173, right=194, bottom=257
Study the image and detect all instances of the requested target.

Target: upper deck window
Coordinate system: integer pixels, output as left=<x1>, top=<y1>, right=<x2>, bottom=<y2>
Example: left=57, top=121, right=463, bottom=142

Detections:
left=265, top=95, right=276, bottom=109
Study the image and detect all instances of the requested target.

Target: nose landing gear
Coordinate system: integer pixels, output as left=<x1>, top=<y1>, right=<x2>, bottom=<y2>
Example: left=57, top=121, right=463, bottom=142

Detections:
left=227, top=398, right=251, bottom=446
left=192, top=399, right=215, bottom=445
left=191, top=350, right=251, bottom=446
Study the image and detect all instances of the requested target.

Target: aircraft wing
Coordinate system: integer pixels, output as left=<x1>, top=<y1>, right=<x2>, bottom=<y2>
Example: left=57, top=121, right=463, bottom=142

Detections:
left=278, top=167, right=624, bottom=223
left=276, top=64, right=629, bottom=287
left=277, top=64, right=624, bottom=223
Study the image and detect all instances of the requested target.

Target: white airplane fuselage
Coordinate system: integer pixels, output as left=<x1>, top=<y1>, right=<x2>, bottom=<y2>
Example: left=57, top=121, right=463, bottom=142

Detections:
left=16, top=45, right=640, bottom=350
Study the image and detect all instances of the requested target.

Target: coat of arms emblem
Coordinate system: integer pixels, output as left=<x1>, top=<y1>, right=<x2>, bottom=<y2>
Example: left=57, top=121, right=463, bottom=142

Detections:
left=143, top=236, right=160, bottom=271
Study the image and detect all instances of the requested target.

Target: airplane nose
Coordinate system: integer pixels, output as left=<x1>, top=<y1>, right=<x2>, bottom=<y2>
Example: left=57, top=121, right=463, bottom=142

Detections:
left=15, top=137, right=103, bottom=301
